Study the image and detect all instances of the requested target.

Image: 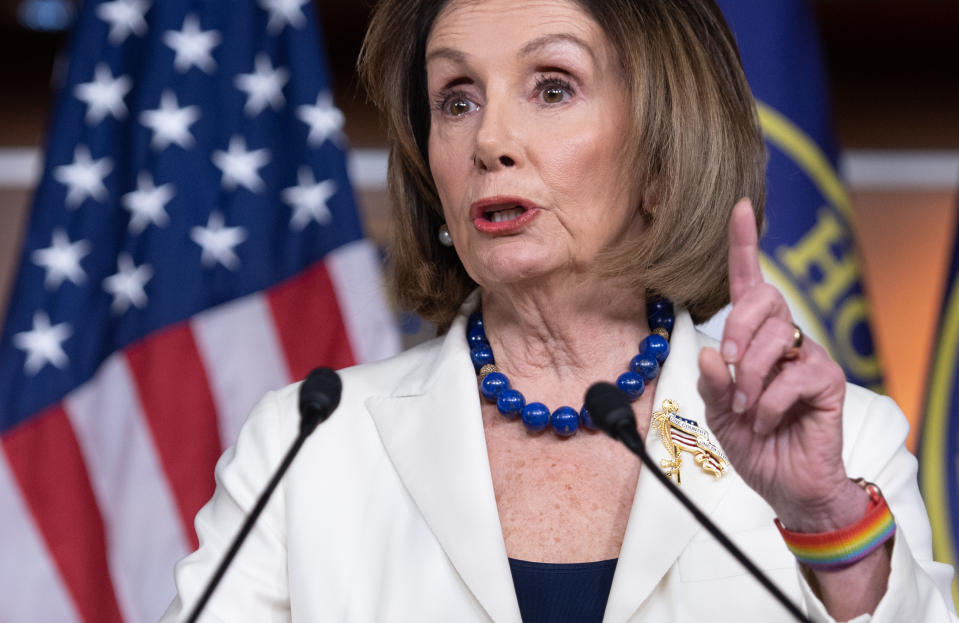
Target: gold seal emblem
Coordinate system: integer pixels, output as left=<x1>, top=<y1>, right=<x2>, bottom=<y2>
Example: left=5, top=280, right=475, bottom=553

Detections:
left=652, top=399, right=728, bottom=484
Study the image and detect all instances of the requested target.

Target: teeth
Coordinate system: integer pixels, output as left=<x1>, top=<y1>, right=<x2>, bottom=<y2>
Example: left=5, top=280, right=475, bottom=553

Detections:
left=489, top=207, right=524, bottom=223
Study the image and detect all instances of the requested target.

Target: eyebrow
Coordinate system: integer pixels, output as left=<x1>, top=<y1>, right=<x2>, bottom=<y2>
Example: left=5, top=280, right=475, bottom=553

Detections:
left=425, top=47, right=468, bottom=65
left=425, top=33, right=595, bottom=67
left=519, top=32, right=595, bottom=62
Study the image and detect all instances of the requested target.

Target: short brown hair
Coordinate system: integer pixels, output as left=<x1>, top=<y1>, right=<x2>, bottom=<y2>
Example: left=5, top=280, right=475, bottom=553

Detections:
left=359, top=0, right=765, bottom=329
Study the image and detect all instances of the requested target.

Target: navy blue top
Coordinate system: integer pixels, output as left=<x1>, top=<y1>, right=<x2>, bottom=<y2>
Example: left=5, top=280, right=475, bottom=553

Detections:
left=508, top=558, right=618, bottom=623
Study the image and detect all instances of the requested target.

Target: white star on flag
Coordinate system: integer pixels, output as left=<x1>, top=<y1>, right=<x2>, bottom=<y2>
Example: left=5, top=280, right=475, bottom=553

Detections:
left=296, top=92, right=345, bottom=147
left=163, top=14, right=221, bottom=74
left=31, top=228, right=91, bottom=290
left=190, top=212, right=248, bottom=270
left=13, top=311, right=72, bottom=375
left=96, top=0, right=150, bottom=45
left=235, top=54, right=289, bottom=116
left=258, top=0, right=308, bottom=34
left=103, top=254, right=153, bottom=314
left=282, top=167, right=336, bottom=230
left=53, top=145, right=113, bottom=208
left=211, top=136, right=270, bottom=193
left=74, top=63, right=132, bottom=125
left=122, top=172, right=174, bottom=234
left=139, top=90, right=200, bottom=151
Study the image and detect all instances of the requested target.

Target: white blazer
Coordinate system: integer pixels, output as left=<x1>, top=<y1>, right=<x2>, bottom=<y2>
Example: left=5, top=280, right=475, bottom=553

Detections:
left=162, top=300, right=958, bottom=622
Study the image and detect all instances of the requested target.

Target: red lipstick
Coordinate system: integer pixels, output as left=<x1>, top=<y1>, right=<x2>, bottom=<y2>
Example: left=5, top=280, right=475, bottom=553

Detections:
left=469, top=196, right=540, bottom=234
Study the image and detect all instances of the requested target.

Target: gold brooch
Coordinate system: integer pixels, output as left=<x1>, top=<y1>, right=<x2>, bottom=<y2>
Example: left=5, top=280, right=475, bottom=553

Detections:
left=652, top=399, right=728, bottom=484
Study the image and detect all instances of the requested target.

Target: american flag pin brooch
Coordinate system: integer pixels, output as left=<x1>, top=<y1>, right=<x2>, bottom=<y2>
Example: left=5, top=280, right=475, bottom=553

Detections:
left=652, top=399, right=728, bottom=484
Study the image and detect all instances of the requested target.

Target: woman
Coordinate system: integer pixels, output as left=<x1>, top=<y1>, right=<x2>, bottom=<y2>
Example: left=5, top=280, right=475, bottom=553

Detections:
left=163, top=0, right=957, bottom=621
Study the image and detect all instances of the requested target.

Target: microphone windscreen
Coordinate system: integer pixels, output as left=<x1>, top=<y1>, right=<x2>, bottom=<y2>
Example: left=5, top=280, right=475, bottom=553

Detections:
left=584, top=382, right=636, bottom=438
left=298, top=367, right=342, bottom=435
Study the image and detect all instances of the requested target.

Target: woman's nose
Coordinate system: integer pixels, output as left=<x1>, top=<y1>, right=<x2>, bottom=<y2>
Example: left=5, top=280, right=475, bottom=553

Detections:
left=472, top=98, right=520, bottom=171
left=473, top=153, right=515, bottom=169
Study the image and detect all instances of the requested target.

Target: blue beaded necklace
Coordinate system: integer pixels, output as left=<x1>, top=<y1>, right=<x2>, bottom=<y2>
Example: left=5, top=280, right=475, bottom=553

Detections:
left=468, top=299, right=675, bottom=437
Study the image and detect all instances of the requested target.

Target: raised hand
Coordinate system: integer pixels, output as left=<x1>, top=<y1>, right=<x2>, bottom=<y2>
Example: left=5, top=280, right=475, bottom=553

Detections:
left=697, top=198, right=867, bottom=532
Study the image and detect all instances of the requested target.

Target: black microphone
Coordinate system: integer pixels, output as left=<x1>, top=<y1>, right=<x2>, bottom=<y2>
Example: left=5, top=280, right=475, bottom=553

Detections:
left=185, top=367, right=342, bottom=623
left=584, top=382, right=812, bottom=623
left=298, top=366, right=342, bottom=436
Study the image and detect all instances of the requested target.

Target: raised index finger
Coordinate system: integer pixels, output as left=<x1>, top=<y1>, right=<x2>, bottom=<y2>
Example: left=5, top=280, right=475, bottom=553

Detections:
left=728, top=197, right=763, bottom=304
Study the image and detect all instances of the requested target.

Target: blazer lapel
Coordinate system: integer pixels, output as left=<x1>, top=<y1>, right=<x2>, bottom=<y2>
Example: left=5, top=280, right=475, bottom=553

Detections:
left=365, top=301, right=522, bottom=623
left=604, top=311, right=735, bottom=623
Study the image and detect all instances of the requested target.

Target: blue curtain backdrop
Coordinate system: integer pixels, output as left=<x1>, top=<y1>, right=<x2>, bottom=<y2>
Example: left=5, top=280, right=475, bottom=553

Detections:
left=716, top=0, right=883, bottom=392
left=920, top=210, right=959, bottom=605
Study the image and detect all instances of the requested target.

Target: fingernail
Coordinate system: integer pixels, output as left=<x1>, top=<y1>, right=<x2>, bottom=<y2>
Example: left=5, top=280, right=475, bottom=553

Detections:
left=732, top=391, right=747, bottom=414
left=722, top=341, right=738, bottom=362
left=752, top=419, right=765, bottom=435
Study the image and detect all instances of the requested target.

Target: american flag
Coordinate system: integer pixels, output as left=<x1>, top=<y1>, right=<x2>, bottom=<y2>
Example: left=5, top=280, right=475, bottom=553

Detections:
left=0, top=1, right=399, bottom=621
left=669, top=428, right=725, bottom=475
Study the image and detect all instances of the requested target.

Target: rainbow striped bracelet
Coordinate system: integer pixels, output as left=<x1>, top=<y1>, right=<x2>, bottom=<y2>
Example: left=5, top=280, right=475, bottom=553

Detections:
left=775, top=479, right=895, bottom=572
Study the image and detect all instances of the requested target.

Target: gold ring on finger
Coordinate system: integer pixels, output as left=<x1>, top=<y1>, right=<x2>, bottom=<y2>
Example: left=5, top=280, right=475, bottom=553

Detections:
left=782, top=323, right=803, bottom=360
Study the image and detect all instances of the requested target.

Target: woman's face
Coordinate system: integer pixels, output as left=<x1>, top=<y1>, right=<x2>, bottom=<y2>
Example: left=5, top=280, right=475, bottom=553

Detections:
left=426, top=0, right=640, bottom=291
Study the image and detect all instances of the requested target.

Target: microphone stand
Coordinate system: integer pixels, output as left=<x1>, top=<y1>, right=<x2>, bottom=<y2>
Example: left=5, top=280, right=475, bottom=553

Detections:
left=184, top=431, right=311, bottom=623
left=185, top=367, right=340, bottom=623
left=612, top=421, right=812, bottom=623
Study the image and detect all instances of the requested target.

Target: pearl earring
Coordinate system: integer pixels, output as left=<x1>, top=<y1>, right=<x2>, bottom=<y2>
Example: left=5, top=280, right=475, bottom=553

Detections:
left=438, top=224, right=453, bottom=247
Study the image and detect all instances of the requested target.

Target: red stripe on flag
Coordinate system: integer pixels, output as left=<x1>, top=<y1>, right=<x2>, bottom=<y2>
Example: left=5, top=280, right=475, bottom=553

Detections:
left=1, top=405, right=124, bottom=623
left=126, top=323, right=222, bottom=549
left=267, top=260, right=356, bottom=380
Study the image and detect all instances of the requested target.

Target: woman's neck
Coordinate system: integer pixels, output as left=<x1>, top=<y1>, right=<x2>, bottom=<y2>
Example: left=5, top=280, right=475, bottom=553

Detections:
left=478, top=277, right=653, bottom=411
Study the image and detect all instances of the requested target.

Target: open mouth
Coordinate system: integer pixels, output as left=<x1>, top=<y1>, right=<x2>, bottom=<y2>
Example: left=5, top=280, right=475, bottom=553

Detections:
left=483, top=206, right=526, bottom=223
left=470, top=196, right=540, bottom=233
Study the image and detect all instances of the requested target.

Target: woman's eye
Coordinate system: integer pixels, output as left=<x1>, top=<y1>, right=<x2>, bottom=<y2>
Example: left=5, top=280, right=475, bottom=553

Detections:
left=535, top=78, right=574, bottom=105
left=542, top=87, right=566, bottom=104
left=444, top=96, right=477, bottom=116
